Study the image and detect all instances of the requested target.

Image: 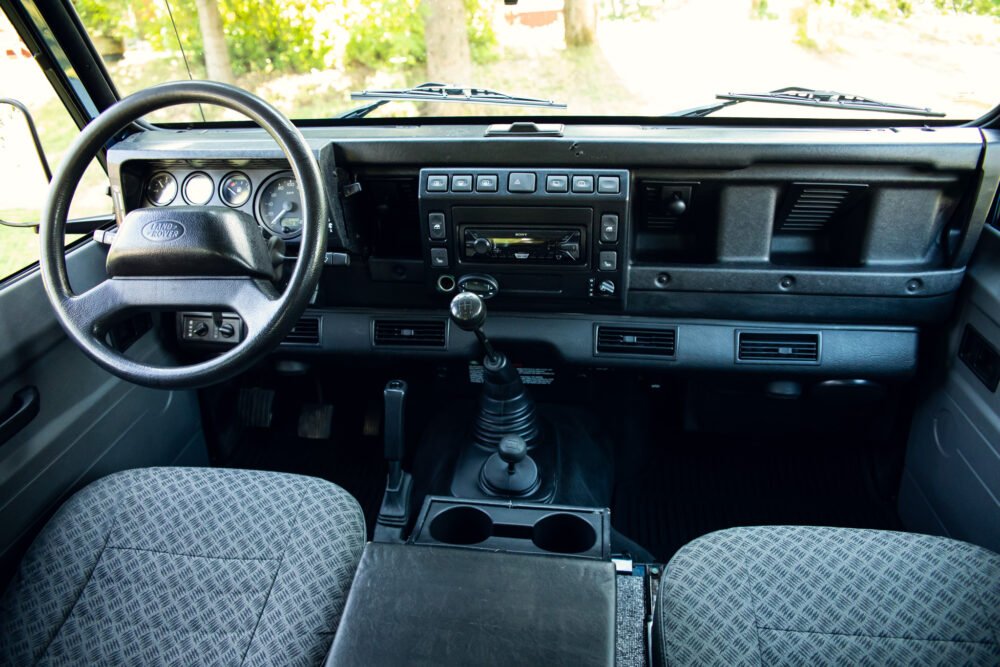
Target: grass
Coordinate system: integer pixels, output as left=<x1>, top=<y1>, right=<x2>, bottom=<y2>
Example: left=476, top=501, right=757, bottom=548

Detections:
left=0, top=224, right=41, bottom=279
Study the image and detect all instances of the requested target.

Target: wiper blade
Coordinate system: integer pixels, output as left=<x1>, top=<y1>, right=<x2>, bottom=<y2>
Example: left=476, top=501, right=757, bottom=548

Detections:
left=669, top=86, right=945, bottom=118
left=339, top=82, right=567, bottom=119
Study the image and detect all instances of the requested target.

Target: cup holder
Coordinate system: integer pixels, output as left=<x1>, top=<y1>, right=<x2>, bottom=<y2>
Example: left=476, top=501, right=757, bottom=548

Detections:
left=429, top=506, right=494, bottom=545
left=532, top=512, right=598, bottom=554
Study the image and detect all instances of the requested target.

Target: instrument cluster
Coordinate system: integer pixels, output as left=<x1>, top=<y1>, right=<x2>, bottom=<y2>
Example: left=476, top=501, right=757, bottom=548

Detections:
left=143, top=168, right=303, bottom=240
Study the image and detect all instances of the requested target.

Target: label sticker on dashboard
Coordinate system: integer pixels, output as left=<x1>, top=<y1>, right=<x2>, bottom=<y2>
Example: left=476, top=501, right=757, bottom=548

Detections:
left=469, top=363, right=555, bottom=385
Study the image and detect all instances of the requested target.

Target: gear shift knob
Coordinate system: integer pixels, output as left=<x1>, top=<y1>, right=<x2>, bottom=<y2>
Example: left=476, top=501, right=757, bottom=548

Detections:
left=498, top=434, right=528, bottom=470
left=450, top=291, right=487, bottom=332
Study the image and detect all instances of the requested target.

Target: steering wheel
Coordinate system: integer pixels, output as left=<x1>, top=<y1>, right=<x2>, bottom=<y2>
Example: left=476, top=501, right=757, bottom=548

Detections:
left=38, top=81, right=328, bottom=389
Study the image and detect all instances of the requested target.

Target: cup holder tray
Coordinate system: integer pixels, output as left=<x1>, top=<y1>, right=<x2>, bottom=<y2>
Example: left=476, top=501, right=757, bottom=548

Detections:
left=411, top=496, right=611, bottom=560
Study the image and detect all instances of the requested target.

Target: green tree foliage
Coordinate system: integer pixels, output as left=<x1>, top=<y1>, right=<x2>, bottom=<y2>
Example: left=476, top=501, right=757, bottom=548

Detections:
left=815, top=0, right=914, bottom=19
left=72, top=0, right=496, bottom=76
left=341, top=0, right=495, bottom=69
left=933, top=0, right=1000, bottom=17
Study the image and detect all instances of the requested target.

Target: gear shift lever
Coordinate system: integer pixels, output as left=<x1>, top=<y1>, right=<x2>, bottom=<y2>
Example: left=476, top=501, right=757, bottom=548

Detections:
left=449, top=292, right=499, bottom=364
left=449, top=291, right=542, bottom=451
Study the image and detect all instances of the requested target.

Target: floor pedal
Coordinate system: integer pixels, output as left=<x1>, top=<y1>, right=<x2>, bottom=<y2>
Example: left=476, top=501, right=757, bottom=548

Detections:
left=298, top=403, right=334, bottom=440
left=238, top=388, right=274, bottom=428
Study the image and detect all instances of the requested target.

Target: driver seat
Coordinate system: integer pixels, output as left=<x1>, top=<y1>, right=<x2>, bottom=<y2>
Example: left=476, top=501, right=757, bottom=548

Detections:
left=0, top=467, right=366, bottom=665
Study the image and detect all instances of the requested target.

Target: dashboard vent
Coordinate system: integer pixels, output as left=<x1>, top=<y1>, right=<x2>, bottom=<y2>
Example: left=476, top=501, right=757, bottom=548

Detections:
left=737, top=331, right=819, bottom=363
left=284, top=317, right=320, bottom=345
left=776, top=183, right=867, bottom=233
left=596, top=325, right=676, bottom=357
left=373, top=319, right=447, bottom=348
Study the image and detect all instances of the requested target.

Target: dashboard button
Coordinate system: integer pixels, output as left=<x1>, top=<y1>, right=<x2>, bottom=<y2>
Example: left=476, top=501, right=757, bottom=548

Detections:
left=476, top=174, right=499, bottom=192
left=428, top=212, right=447, bottom=240
left=599, top=251, right=617, bottom=271
left=572, top=175, right=595, bottom=193
left=508, top=172, right=536, bottom=193
left=546, top=175, right=569, bottom=193
left=600, top=214, right=619, bottom=243
left=452, top=174, right=473, bottom=192
left=598, top=280, right=616, bottom=296
left=598, top=176, right=621, bottom=194
left=427, top=174, right=448, bottom=192
left=430, top=248, right=449, bottom=267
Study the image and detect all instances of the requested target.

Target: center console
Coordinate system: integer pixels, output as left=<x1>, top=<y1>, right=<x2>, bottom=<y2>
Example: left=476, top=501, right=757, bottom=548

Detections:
left=419, top=168, right=630, bottom=305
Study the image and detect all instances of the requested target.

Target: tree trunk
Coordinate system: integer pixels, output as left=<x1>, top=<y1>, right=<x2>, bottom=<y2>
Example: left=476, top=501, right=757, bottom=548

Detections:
left=424, top=0, right=472, bottom=84
left=564, top=0, right=597, bottom=47
left=192, top=0, right=234, bottom=84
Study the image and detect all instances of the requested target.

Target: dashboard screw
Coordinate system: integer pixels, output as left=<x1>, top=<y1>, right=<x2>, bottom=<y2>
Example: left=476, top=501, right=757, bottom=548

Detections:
left=906, top=278, right=923, bottom=293
left=779, top=275, right=795, bottom=290
left=655, top=273, right=671, bottom=287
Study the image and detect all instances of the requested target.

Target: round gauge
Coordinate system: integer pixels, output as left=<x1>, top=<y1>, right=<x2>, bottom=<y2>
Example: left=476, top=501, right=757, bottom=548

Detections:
left=145, top=172, right=177, bottom=206
left=219, top=172, right=252, bottom=207
left=183, top=172, right=214, bottom=205
left=256, top=173, right=303, bottom=239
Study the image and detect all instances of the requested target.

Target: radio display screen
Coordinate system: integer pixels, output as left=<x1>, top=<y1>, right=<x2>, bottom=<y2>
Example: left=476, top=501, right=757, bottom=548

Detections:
left=461, top=226, right=585, bottom=264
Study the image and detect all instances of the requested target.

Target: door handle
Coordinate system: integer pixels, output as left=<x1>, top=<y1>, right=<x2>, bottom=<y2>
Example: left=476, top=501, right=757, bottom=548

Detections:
left=0, top=387, right=40, bottom=446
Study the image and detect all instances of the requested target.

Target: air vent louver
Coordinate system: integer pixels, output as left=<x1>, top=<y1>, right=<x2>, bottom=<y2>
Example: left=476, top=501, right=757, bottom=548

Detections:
left=596, top=325, right=676, bottom=357
left=284, top=317, right=320, bottom=345
left=373, top=319, right=447, bottom=347
left=737, top=331, right=819, bottom=363
left=776, top=183, right=867, bottom=233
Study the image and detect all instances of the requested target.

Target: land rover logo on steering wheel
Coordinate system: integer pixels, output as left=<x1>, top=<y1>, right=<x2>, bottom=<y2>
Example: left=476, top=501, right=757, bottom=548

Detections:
left=141, top=220, right=185, bottom=242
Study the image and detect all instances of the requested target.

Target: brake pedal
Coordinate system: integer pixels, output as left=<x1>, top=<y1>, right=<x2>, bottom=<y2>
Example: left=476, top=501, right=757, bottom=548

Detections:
left=298, top=403, right=333, bottom=440
left=238, top=388, right=274, bottom=428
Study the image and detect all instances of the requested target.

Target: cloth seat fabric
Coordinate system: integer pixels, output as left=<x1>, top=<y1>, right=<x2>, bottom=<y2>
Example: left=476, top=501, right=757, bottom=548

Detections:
left=655, top=525, right=1000, bottom=666
left=0, top=467, right=366, bottom=666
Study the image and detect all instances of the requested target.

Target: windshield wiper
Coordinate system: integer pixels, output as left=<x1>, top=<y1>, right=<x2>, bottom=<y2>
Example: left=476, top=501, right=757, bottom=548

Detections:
left=339, top=82, right=567, bottom=119
left=669, top=86, right=945, bottom=118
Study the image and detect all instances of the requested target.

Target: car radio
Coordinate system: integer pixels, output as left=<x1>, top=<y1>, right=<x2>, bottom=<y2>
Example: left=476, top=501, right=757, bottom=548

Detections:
left=419, top=168, right=629, bottom=306
left=461, top=227, right=585, bottom=264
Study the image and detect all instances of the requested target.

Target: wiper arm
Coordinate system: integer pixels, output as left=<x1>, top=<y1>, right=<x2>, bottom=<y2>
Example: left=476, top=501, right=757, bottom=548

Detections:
left=339, top=82, right=567, bottom=119
left=669, top=86, right=945, bottom=118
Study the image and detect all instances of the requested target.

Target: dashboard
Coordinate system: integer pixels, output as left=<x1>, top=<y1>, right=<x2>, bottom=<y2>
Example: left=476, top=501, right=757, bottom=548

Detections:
left=104, top=123, right=1000, bottom=378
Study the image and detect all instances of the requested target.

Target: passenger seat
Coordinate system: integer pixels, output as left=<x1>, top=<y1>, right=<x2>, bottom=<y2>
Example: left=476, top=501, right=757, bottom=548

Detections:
left=654, top=526, right=1000, bottom=666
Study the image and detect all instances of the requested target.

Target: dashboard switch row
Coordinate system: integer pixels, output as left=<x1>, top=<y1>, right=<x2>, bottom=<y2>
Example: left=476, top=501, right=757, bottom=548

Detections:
left=427, top=173, right=501, bottom=193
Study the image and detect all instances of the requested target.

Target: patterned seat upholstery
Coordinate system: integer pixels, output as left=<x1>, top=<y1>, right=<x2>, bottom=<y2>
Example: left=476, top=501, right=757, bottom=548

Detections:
left=655, top=526, right=1000, bottom=666
left=0, top=467, right=366, bottom=666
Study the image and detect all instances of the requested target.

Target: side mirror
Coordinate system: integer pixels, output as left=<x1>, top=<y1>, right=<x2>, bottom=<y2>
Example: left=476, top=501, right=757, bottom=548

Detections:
left=0, top=98, right=52, bottom=228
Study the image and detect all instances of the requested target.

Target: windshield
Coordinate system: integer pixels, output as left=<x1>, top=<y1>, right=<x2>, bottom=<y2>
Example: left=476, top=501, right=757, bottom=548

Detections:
left=69, top=0, right=998, bottom=122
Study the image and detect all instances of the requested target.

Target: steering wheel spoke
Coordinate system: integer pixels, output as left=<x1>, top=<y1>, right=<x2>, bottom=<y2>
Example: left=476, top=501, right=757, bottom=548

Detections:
left=65, top=277, right=280, bottom=339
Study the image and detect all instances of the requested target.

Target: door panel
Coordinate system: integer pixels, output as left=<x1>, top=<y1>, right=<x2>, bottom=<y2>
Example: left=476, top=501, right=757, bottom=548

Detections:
left=0, top=240, right=207, bottom=582
left=899, top=225, right=1000, bottom=553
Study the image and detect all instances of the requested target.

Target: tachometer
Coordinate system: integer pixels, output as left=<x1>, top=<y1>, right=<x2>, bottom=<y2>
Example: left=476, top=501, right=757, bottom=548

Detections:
left=256, top=173, right=302, bottom=239
left=146, top=172, right=177, bottom=206
left=220, top=172, right=252, bottom=207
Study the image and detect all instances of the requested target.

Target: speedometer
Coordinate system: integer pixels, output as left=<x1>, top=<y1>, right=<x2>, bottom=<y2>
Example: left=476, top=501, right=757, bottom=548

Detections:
left=256, top=173, right=302, bottom=239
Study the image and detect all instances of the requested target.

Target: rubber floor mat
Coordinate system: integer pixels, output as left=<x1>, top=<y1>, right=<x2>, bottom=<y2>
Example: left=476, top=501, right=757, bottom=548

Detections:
left=611, top=435, right=902, bottom=563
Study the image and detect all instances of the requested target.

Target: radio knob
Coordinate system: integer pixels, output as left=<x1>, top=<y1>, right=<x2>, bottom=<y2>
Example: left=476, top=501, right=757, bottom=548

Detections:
left=473, top=237, right=494, bottom=255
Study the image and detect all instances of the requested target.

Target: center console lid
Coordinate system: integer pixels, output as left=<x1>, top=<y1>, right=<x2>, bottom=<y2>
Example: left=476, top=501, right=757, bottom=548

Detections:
left=326, top=542, right=616, bottom=666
